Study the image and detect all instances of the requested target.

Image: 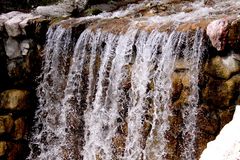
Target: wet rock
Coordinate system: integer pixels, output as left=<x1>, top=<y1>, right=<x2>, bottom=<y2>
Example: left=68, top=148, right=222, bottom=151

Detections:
left=4, top=37, right=21, bottom=59
left=218, top=106, right=235, bottom=129
left=0, top=89, right=30, bottom=110
left=196, top=104, right=219, bottom=135
left=12, top=117, right=26, bottom=140
left=0, top=141, right=7, bottom=157
left=205, top=53, right=240, bottom=79
left=0, top=115, right=14, bottom=135
left=207, top=18, right=229, bottom=51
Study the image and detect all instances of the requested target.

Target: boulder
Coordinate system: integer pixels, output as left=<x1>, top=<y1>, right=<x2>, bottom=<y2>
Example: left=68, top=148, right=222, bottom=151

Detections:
left=0, top=89, right=30, bottom=110
left=4, top=37, right=21, bottom=59
left=0, top=142, right=7, bottom=157
left=0, top=11, right=21, bottom=32
left=4, top=13, right=32, bottom=37
left=12, top=117, right=26, bottom=140
left=202, top=75, right=240, bottom=108
left=0, top=115, right=14, bottom=135
left=207, top=18, right=229, bottom=51
left=205, top=53, right=240, bottom=79
left=20, top=39, right=33, bottom=56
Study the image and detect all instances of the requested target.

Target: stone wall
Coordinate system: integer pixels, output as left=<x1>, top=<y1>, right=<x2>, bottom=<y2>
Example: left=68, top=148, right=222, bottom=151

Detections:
left=0, top=12, right=50, bottom=159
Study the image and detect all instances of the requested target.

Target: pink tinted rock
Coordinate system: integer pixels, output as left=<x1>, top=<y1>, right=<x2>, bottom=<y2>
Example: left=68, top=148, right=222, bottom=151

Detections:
left=207, top=18, right=229, bottom=51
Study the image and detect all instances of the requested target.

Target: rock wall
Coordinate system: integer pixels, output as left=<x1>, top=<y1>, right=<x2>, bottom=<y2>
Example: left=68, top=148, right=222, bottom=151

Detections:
left=0, top=12, right=50, bottom=159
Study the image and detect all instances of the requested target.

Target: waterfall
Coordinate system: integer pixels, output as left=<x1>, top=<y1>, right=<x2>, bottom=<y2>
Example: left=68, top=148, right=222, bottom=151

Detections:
left=181, top=30, right=205, bottom=160
left=28, top=26, right=74, bottom=159
left=29, top=21, right=205, bottom=159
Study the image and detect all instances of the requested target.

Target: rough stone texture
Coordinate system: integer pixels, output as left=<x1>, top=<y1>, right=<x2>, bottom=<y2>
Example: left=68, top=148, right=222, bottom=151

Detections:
left=4, top=13, right=32, bottom=37
left=0, top=116, right=14, bottom=135
left=0, top=142, right=7, bottom=157
left=205, top=53, right=240, bottom=79
left=12, top=117, right=26, bottom=140
left=207, top=18, right=229, bottom=51
left=4, top=38, right=21, bottom=59
left=0, top=89, right=30, bottom=110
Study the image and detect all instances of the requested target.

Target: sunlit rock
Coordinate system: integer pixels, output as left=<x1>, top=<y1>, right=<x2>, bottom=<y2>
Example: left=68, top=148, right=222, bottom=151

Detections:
left=0, top=89, right=30, bottom=110
left=207, top=18, right=229, bottom=51
left=0, top=142, right=7, bottom=157
left=200, top=105, right=240, bottom=160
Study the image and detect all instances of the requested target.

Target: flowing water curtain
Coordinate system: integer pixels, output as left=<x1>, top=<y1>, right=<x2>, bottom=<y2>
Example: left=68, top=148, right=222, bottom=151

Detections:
left=60, top=29, right=98, bottom=159
left=143, top=31, right=186, bottom=160
left=28, top=26, right=73, bottom=160
left=82, top=30, right=120, bottom=160
left=181, top=29, right=206, bottom=160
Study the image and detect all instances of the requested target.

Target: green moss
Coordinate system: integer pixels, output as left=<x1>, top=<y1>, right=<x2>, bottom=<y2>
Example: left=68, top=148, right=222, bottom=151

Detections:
left=84, top=7, right=103, bottom=16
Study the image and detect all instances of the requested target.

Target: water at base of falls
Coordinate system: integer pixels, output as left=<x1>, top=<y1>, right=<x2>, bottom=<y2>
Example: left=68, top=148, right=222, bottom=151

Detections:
left=28, top=23, right=205, bottom=159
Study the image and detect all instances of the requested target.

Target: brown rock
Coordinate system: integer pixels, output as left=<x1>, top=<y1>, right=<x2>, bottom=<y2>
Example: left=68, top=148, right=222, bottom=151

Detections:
left=6, top=142, right=23, bottom=160
left=202, top=75, right=240, bottom=108
left=0, top=89, right=30, bottom=110
left=12, top=117, right=26, bottom=140
left=218, top=106, right=235, bottom=130
left=0, top=141, right=7, bottom=157
left=205, top=54, right=240, bottom=79
left=0, top=115, right=14, bottom=135
left=228, top=18, right=240, bottom=49
left=196, top=104, right=219, bottom=135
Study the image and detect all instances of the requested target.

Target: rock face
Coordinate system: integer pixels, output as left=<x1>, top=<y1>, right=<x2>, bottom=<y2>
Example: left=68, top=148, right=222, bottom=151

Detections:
left=0, top=10, right=47, bottom=160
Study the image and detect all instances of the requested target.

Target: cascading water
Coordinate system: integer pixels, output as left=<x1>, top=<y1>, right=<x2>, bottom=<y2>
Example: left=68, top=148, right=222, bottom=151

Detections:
left=26, top=0, right=221, bottom=159
left=28, top=26, right=74, bottom=160
left=28, top=22, right=205, bottom=159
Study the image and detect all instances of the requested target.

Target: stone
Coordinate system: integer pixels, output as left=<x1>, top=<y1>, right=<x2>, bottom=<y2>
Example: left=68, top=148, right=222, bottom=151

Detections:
left=205, top=53, right=240, bottom=79
left=4, top=13, right=32, bottom=37
left=4, top=37, right=21, bottom=59
left=0, top=141, right=7, bottom=157
left=202, top=75, right=240, bottom=108
left=207, top=18, right=229, bottom=51
left=19, top=15, right=39, bottom=35
left=200, top=105, right=240, bottom=160
left=0, top=89, right=30, bottom=110
left=6, top=142, right=23, bottom=160
left=0, top=115, right=14, bottom=135
left=20, top=40, right=33, bottom=56
left=34, top=4, right=75, bottom=17
left=196, top=104, right=219, bottom=135
left=228, top=18, right=240, bottom=50
left=12, top=117, right=26, bottom=140
left=219, top=106, right=235, bottom=129
left=0, top=11, right=21, bottom=31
